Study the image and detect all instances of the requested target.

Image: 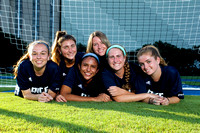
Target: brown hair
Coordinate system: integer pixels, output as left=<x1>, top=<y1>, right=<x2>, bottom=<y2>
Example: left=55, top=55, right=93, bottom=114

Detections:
left=122, top=62, right=132, bottom=91
left=107, top=44, right=132, bottom=91
left=86, top=31, right=111, bottom=53
left=13, top=40, right=50, bottom=78
left=51, top=31, right=77, bottom=65
left=137, top=45, right=167, bottom=66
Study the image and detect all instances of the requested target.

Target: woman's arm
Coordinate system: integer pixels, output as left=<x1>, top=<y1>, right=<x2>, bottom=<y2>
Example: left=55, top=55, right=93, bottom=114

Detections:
left=59, top=85, right=111, bottom=102
left=108, top=86, right=131, bottom=96
left=146, top=96, right=180, bottom=105
left=107, top=86, right=160, bottom=102
left=160, top=96, right=180, bottom=105
left=112, top=92, right=159, bottom=102
left=22, top=89, right=40, bottom=101
left=22, top=89, right=55, bottom=102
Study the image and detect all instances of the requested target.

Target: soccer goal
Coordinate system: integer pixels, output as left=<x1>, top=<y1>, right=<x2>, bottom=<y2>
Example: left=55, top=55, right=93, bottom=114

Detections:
left=0, top=0, right=199, bottom=93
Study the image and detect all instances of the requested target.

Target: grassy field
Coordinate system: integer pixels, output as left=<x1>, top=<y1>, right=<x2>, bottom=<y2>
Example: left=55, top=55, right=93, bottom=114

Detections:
left=0, top=93, right=199, bottom=132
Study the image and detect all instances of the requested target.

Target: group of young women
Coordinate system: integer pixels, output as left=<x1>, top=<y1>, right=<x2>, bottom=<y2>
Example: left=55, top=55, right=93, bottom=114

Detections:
left=13, top=31, right=184, bottom=105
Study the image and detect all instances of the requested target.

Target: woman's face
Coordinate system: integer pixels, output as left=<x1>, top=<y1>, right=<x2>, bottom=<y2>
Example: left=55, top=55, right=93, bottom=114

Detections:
left=92, top=36, right=107, bottom=56
left=79, top=57, right=98, bottom=81
left=138, top=53, right=160, bottom=76
left=107, top=48, right=126, bottom=72
left=29, top=43, right=49, bottom=70
left=60, top=40, right=77, bottom=60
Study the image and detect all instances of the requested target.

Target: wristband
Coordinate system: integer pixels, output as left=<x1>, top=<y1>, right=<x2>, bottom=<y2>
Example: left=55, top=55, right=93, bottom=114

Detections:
left=167, top=97, right=170, bottom=102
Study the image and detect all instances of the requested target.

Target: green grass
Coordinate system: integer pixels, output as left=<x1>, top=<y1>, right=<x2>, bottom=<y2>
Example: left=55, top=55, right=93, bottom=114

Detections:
left=0, top=87, right=15, bottom=92
left=181, top=76, right=200, bottom=79
left=182, top=81, right=200, bottom=86
left=181, top=76, right=200, bottom=86
left=0, top=93, right=199, bottom=132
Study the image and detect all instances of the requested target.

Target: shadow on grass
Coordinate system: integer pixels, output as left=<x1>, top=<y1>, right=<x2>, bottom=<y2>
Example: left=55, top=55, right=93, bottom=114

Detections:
left=51, top=97, right=200, bottom=125
left=0, top=108, right=106, bottom=133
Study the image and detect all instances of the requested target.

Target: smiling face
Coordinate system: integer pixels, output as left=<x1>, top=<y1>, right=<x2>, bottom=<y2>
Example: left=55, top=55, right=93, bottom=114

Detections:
left=92, top=36, right=107, bottom=56
left=79, top=56, right=99, bottom=81
left=60, top=39, right=77, bottom=60
left=107, top=48, right=126, bottom=72
left=29, top=43, right=49, bottom=71
left=138, top=53, right=160, bottom=76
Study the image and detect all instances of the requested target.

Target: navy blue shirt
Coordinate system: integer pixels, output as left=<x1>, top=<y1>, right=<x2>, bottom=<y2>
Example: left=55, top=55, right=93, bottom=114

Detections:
left=98, top=55, right=109, bottom=72
left=102, top=62, right=145, bottom=94
left=141, top=66, right=184, bottom=99
left=59, top=52, right=84, bottom=82
left=63, top=66, right=107, bottom=97
left=14, top=59, right=61, bottom=97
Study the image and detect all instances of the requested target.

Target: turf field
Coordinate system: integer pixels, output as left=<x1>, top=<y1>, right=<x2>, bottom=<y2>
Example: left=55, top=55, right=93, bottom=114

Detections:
left=0, top=93, right=199, bottom=132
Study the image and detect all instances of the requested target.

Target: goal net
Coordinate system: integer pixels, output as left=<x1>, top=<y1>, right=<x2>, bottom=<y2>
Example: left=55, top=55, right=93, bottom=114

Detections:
left=0, top=0, right=199, bottom=92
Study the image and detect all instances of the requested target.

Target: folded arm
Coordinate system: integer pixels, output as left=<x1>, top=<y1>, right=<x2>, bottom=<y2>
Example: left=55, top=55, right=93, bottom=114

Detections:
left=108, top=86, right=158, bottom=102
left=22, top=89, right=55, bottom=102
left=57, top=85, right=111, bottom=102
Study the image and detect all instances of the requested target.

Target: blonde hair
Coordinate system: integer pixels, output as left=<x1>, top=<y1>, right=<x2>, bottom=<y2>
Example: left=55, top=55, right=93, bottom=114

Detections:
left=137, top=45, right=167, bottom=66
left=51, top=31, right=77, bottom=65
left=13, top=40, right=50, bottom=78
left=86, top=31, right=111, bottom=53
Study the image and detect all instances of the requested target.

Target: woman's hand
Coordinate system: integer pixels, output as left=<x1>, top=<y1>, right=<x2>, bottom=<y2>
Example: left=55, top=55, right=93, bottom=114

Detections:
left=94, top=93, right=111, bottom=102
left=108, top=86, right=131, bottom=96
left=149, top=96, right=170, bottom=105
left=148, top=95, right=163, bottom=105
left=160, top=97, right=170, bottom=105
left=38, top=92, right=53, bottom=102
left=56, top=94, right=67, bottom=102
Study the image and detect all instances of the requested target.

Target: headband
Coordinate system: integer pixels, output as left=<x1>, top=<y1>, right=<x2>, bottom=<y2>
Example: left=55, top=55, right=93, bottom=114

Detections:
left=106, top=45, right=126, bottom=57
left=33, top=41, right=50, bottom=52
left=82, top=53, right=100, bottom=64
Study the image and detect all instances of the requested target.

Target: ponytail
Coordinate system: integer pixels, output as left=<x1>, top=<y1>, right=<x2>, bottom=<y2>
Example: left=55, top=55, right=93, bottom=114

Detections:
left=51, top=31, right=67, bottom=65
left=13, top=53, right=29, bottom=79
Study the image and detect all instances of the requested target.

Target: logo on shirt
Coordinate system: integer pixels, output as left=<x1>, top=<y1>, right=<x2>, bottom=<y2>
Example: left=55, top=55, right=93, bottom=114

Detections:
left=147, top=89, right=164, bottom=97
left=31, top=86, right=48, bottom=94
left=81, top=93, right=90, bottom=97
left=63, top=73, right=66, bottom=77
left=78, top=84, right=83, bottom=89
left=146, top=81, right=151, bottom=85
left=29, top=77, right=32, bottom=82
left=178, top=94, right=184, bottom=97
left=14, top=85, right=20, bottom=95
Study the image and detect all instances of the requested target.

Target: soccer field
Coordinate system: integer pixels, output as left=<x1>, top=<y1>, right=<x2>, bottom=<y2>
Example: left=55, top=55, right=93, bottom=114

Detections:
left=0, top=93, right=199, bottom=132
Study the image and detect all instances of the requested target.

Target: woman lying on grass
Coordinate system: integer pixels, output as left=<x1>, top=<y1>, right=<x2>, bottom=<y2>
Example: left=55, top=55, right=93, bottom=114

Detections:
left=102, top=44, right=159, bottom=103
left=56, top=53, right=111, bottom=102
left=137, top=45, right=184, bottom=105
left=86, top=31, right=111, bottom=72
left=13, top=40, right=61, bottom=102
left=51, top=31, right=84, bottom=83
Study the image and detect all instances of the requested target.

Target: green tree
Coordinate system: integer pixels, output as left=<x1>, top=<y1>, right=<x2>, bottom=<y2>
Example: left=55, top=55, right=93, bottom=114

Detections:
left=77, top=42, right=86, bottom=52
